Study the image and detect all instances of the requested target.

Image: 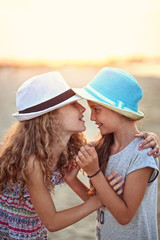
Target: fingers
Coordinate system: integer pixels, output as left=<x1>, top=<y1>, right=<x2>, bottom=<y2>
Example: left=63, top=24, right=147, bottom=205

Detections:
left=76, top=146, right=98, bottom=166
left=147, top=146, right=160, bottom=158
left=116, top=188, right=123, bottom=195
left=77, top=146, right=95, bottom=159
left=78, top=147, right=90, bottom=159
left=137, top=134, right=160, bottom=158
left=135, top=131, right=148, bottom=139
left=142, top=132, right=158, bottom=144
left=153, top=152, right=160, bottom=158
left=138, top=136, right=154, bottom=149
left=107, top=172, right=124, bottom=196
left=76, top=146, right=100, bottom=176
left=108, top=175, right=123, bottom=189
left=107, top=171, right=118, bottom=181
left=76, top=155, right=83, bottom=167
left=81, top=145, right=97, bottom=156
left=112, top=178, right=124, bottom=192
left=76, top=147, right=89, bottom=163
left=137, top=132, right=159, bottom=152
left=140, top=140, right=156, bottom=151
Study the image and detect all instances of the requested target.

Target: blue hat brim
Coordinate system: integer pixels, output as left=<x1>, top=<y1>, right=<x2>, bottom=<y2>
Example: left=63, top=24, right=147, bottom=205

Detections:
left=73, top=88, right=144, bottom=120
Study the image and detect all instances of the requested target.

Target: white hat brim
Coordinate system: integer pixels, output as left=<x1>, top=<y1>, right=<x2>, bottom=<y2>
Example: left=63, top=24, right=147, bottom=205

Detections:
left=73, top=88, right=144, bottom=120
left=13, top=95, right=81, bottom=121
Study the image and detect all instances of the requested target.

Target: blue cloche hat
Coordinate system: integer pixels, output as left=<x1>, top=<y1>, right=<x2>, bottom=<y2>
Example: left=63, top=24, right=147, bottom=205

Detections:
left=73, top=67, right=144, bottom=120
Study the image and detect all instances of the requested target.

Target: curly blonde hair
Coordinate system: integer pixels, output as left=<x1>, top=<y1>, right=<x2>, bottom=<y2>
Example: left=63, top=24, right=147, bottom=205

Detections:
left=0, top=110, right=86, bottom=201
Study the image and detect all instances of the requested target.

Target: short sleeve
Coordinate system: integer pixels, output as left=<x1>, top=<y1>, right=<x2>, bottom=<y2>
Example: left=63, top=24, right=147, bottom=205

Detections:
left=127, top=149, right=159, bottom=183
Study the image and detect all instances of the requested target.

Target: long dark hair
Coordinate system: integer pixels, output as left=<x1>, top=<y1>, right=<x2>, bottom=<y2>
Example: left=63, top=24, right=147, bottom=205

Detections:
left=89, top=133, right=114, bottom=195
left=95, top=133, right=114, bottom=175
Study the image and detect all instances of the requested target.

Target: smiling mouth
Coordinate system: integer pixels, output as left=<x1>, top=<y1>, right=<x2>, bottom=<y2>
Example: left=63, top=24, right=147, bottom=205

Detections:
left=96, top=123, right=103, bottom=128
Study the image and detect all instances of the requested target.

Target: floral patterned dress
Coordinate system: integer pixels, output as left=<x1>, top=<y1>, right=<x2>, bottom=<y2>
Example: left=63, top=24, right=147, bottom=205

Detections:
left=0, top=170, right=64, bottom=240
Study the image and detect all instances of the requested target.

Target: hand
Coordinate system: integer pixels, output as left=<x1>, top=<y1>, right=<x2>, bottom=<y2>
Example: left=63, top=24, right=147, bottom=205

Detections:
left=64, top=161, right=80, bottom=183
left=107, top=171, right=124, bottom=195
left=76, top=146, right=100, bottom=176
left=135, top=131, right=160, bottom=158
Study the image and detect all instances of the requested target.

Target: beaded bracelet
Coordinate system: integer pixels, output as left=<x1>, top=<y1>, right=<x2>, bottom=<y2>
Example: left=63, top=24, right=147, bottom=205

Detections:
left=87, top=168, right=101, bottom=178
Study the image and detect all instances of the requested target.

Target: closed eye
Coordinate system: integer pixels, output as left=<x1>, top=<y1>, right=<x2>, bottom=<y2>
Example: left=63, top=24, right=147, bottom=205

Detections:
left=71, top=102, right=77, bottom=106
left=93, top=108, right=100, bottom=112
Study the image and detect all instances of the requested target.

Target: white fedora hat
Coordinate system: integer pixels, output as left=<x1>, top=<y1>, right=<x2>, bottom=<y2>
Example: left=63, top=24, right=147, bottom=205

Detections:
left=12, top=72, right=81, bottom=121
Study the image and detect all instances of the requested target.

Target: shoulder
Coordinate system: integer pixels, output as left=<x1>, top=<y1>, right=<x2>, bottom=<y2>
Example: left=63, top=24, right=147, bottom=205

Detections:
left=132, top=138, right=157, bottom=163
left=127, top=138, right=159, bottom=182
left=128, top=138, right=153, bottom=160
left=25, top=156, right=45, bottom=187
left=25, top=155, right=42, bottom=175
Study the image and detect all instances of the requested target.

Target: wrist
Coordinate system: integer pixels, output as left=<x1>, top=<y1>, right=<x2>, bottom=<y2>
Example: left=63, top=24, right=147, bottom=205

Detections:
left=87, top=168, right=101, bottom=178
left=86, top=195, right=103, bottom=209
left=65, top=175, right=77, bottom=183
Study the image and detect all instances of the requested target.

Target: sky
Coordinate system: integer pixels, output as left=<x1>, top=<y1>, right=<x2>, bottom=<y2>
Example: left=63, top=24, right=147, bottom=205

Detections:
left=0, top=0, right=160, bottom=63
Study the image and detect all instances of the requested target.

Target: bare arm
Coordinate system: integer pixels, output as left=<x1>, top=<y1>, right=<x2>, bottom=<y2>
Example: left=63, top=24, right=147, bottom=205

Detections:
left=89, top=167, right=152, bottom=224
left=65, top=164, right=124, bottom=201
left=76, top=146, right=153, bottom=225
left=64, top=165, right=90, bottom=201
left=26, top=156, right=102, bottom=232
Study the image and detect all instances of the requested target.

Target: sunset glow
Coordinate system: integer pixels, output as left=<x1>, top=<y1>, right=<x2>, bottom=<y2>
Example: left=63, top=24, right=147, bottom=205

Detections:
left=0, top=0, right=160, bottom=64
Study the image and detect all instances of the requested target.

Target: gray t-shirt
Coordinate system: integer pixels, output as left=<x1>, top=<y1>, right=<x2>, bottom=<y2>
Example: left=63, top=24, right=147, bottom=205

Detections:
left=96, top=138, right=159, bottom=240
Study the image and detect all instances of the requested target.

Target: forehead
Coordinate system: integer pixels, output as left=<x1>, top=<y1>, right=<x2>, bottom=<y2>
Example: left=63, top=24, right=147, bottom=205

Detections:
left=87, top=100, right=114, bottom=114
left=87, top=100, right=102, bottom=108
left=57, top=101, right=79, bottom=115
left=56, top=103, right=71, bottom=113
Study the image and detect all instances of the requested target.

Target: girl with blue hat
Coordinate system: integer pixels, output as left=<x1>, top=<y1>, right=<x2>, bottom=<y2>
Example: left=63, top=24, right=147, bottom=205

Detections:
left=75, top=67, right=159, bottom=240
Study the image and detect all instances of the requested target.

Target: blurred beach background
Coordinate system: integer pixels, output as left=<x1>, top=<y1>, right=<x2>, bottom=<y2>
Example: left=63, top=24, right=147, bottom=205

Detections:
left=0, top=0, right=160, bottom=239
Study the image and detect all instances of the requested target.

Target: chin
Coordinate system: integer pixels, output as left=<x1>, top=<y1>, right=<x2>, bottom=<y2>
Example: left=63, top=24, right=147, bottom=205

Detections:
left=79, top=122, right=86, bottom=132
left=72, top=126, right=86, bottom=134
left=77, top=126, right=86, bottom=132
left=81, top=126, right=86, bottom=132
left=100, top=129, right=110, bottom=135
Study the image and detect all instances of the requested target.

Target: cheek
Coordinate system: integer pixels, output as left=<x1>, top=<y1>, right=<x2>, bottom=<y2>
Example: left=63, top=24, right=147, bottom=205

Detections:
left=105, top=118, right=116, bottom=130
left=55, top=113, right=67, bottom=127
left=52, top=116, right=61, bottom=127
left=64, top=115, right=77, bottom=127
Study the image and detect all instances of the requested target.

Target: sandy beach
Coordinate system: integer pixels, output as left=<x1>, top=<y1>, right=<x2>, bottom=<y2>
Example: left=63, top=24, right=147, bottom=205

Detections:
left=0, top=62, right=159, bottom=239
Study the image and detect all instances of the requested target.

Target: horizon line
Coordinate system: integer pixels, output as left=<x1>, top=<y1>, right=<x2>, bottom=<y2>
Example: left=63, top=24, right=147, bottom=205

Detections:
left=0, top=55, right=160, bottom=68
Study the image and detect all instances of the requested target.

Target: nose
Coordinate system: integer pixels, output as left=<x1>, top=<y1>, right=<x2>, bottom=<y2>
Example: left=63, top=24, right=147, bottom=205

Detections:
left=90, top=110, right=96, bottom=121
left=77, top=102, right=86, bottom=113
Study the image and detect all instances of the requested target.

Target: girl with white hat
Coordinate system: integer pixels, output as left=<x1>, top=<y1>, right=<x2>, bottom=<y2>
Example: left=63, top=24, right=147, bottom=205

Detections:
left=75, top=67, right=159, bottom=240
left=0, top=71, right=158, bottom=239
left=0, top=71, right=127, bottom=239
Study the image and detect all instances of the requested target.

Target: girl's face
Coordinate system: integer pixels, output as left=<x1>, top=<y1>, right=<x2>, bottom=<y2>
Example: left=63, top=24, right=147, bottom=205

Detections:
left=88, top=100, right=120, bottom=135
left=56, top=101, right=86, bottom=135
